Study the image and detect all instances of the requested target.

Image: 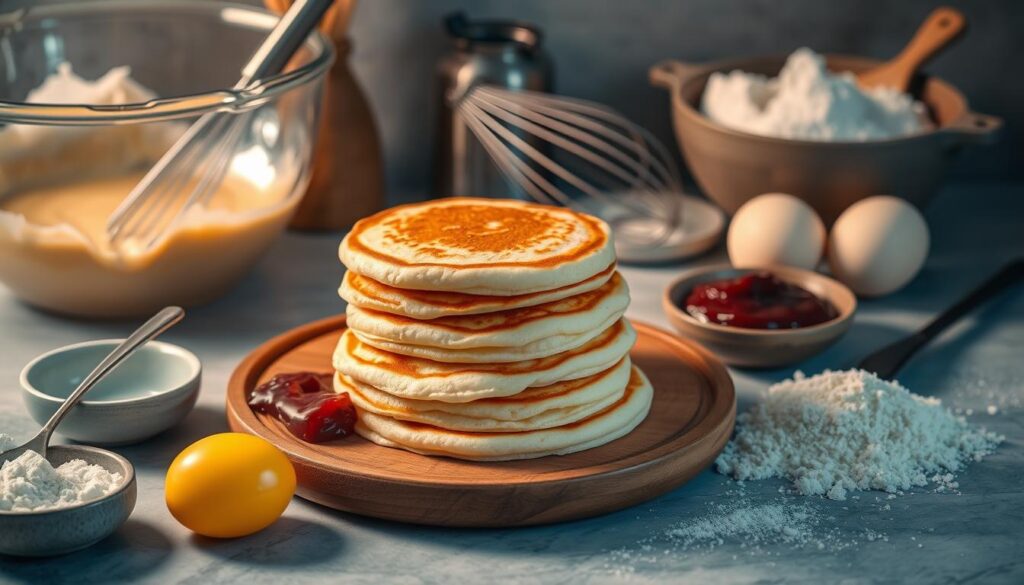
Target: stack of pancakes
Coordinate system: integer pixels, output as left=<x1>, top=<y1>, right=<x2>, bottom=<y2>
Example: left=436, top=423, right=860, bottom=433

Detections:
left=334, top=197, right=653, bottom=461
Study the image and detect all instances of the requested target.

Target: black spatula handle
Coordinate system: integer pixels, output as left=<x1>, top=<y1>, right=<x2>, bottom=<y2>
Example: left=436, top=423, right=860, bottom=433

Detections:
left=856, top=259, right=1023, bottom=379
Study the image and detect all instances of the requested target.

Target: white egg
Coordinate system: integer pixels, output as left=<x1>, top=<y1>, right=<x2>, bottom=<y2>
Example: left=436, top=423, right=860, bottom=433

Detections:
left=727, top=193, right=826, bottom=270
left=827, top=196, right=929, bottom=297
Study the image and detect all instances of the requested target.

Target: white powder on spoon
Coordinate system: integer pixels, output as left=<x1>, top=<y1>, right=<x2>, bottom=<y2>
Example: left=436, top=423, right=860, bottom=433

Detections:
left=716, top=369, right=1003, bottom=500
left=0, top=433, right=123, bottom=512
left=701, top=48, right=932, bottom=141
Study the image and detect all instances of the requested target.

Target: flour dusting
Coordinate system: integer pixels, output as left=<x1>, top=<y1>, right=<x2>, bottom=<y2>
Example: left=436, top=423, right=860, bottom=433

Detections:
left=602, top=489, right=887, bottom=576
left=716, top=369, right=1003, bottom=500
left=662, top=502, right=820, bottom=548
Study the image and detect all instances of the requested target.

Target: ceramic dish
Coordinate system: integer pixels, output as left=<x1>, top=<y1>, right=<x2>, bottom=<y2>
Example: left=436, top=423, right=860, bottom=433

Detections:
left=21, top=340, right=201, bottom=445
left=662, top=264, right=856, bottom=368
left=0, top=445, right=136, bottom=557
left=580, top=195, right=725, bottom=264
left=649, top=55, right=1001, bottom=224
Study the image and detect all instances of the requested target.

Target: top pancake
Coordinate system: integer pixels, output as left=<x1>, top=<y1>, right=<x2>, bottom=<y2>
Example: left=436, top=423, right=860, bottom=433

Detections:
left=338, top=197, right=616, bottom=295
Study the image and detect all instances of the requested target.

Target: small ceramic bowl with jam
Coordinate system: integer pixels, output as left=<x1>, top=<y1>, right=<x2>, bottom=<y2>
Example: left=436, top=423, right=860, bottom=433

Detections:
left=662, top=265, right=856, bottom=368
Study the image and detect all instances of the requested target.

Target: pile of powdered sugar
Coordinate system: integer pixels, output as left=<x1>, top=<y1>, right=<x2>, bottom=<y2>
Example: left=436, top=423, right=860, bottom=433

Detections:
left=0, top=434, right=124, bottom=512
left=701, top=47, right=932, bottom=141
left=716, top=369, right=1003, bottom=500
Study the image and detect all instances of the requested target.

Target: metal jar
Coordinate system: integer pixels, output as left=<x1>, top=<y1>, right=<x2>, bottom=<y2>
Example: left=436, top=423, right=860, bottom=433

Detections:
left=434, top=12, right=553, bottom=199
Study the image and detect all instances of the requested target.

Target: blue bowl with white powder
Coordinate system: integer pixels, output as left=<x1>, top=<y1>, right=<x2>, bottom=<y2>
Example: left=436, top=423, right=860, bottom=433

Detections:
left=0, top=444, right=136, bottom=556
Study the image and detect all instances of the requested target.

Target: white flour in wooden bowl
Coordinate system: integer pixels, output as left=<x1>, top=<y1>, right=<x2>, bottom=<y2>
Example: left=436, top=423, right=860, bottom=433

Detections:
left=0, top=433, right=123, bottom=512
left=716, top=369, right=1003, bottom=500
left=701, top=48, right=932, bottom=141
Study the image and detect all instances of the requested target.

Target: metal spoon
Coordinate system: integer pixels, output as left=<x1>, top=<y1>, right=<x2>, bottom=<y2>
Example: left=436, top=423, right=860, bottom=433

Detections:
left=0, top=306, right=184, bottom=463
left=857, top=259, right=1023, bottom=379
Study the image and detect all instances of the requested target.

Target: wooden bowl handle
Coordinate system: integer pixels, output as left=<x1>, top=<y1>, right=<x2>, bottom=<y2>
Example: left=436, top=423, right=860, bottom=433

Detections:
left=649, top=60, right=707, bottom=91
left=944, top=111, right=1004, bottom=145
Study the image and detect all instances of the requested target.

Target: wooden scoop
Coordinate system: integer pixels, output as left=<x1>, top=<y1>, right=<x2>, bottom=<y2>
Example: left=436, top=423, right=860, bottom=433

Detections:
left=856, top=6, right=966, bottom=92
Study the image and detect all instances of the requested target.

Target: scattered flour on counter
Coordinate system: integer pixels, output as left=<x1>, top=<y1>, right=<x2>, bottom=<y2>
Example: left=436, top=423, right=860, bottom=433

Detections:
left=0, top=433, right=123, bottom=512
left=603, top=491, right=886, bottom=575
left=661, top=501, right=820, bottom=549
left=604, top=499, right=822, bottom=575
left=716, top=369, right=1004, bottom=501
left=701, top=47, right=931, bottom=141
left=945, top=365, right=1023, bottom=413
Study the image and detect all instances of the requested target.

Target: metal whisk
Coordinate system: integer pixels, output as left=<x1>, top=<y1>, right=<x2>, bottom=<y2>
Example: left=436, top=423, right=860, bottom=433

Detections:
left=452, top=85, right=685, bottom=251
left=106, top=0, right=335, bottom=252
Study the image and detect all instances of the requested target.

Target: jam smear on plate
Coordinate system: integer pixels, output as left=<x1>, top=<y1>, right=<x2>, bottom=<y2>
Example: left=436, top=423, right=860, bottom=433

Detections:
left=248, top=372, right=357, bottom=443
left=684, top=272, right=838, bottom=329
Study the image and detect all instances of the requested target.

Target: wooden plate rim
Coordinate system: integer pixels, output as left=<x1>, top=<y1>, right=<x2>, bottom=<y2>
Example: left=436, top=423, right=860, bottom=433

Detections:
left=226, top=315, right=735, bottom=488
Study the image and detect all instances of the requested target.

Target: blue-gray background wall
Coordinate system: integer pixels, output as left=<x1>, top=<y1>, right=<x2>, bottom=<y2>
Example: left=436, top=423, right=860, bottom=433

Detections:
left=339, top=0, right=1020, bottom=195
left=17, top=0, right=1019, bottom=193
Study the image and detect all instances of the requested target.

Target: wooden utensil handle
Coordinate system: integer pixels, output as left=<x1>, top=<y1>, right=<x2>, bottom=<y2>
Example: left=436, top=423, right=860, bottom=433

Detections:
left=893, top=7, right=967, bottom=73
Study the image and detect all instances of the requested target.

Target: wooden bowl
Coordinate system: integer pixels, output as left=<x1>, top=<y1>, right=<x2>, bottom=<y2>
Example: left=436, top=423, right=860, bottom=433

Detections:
left=649, top=55, right=1002, bottom=224
left=662, top=264, right=856, bottom=368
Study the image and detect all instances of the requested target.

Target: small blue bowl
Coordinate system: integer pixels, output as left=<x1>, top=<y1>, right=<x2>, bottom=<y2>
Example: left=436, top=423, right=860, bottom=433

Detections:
left=0, top=445, right=137, bottom=557
left=20, top=340, right=201, bottom=445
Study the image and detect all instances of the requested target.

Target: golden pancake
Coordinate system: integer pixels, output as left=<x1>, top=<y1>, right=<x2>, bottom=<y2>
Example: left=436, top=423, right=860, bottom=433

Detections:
left=353, top=366, right=654, bottom=461
left=351, top=313, right=619, bottom=364
left=339, top=264, right=616, bottom=319
left=338, top=197, right=615, bottom=295
left=346, top=272, right=628, bottom=352
left=337, top=357, right=631, bottom=432
left=332, top=320, right=636, bottom=402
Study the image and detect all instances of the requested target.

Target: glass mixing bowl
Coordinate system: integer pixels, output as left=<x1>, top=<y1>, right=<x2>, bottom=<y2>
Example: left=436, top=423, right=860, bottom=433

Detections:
left=0, top=0, right=333, bottom=318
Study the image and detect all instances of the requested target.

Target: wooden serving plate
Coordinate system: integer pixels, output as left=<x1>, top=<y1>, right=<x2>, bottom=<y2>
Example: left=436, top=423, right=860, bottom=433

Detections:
left=226, top=316, right=735, bottom=527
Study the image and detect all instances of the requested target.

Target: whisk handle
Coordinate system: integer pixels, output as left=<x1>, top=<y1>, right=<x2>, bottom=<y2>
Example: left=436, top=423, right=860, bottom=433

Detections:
left=240, top=0, right=336, bottom=87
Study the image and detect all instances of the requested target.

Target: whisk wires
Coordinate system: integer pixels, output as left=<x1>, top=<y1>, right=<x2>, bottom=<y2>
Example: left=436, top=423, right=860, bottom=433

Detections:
left=454, top=85, right=684, bottom=249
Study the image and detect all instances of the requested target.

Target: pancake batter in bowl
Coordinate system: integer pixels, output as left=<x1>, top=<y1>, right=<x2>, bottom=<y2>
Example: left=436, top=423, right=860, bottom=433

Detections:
left=0, top=170, right=296, bottom=317
left=1, top=172, right=284, bottom=257
left=0, top=65, right=303, bottom=317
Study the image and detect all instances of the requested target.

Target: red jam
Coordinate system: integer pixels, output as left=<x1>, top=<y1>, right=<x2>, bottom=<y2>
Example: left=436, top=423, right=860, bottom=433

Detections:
left=684, top=272, right=837, bottom=330
left=248, top=372, right=357, bottom=443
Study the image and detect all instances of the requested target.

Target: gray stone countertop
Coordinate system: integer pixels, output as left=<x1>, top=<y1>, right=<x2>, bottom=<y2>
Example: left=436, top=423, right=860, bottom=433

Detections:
left=1, top=183, right=1022, bottom=584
